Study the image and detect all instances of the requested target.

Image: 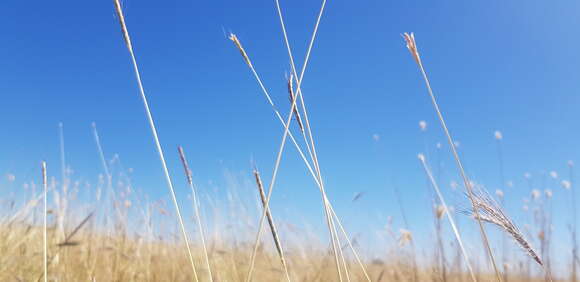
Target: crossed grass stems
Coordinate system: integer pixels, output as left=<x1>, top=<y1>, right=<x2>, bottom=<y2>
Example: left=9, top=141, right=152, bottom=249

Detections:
left=109, top=0, right=548, bottom=280
left=231, top=1, right=370, bottom=281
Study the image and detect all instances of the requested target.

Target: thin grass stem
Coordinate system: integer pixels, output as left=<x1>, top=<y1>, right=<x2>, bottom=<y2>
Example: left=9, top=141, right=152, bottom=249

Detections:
left=112, top=1, right=198, bottom=281
left=178, top=146, right=214, bottom=282
left=42, top=161, right=48, bottom=282
left=403, top=32, right=502, bottom=282
left=418, top=154, right=476, bottom=282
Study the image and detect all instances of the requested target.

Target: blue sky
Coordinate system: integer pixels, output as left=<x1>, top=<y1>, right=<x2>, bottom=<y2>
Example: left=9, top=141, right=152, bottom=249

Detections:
left=2, top=0, right=580, bottom=271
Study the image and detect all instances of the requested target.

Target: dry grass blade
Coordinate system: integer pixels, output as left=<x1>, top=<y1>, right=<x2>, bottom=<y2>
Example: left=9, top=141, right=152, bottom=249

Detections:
left=37, top=212, right=93, bottom=282
left=112, top=1, right=199, bottom=281
left=402, top=32, right=501, bottom=282
left=61, top=212, right=94, bottom=245
left=252, top=167, right=291, bottom=281
left=466, top=188, right=543, bottom=266
left=178, top=146, right=214, bottom=282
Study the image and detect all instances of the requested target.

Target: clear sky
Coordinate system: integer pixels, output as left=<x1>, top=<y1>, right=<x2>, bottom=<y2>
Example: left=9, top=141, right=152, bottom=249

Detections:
left=2, top=0, right=580, bottom=271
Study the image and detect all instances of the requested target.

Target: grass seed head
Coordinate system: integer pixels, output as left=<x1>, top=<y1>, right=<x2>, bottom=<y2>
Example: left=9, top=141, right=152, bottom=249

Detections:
left=403, top=32, right=421, bottom=65
left=466, top=188, right=543, bottom=266
left=562, top=180, right=572, bottom=190
left=228, top=33, right=252, bottom=68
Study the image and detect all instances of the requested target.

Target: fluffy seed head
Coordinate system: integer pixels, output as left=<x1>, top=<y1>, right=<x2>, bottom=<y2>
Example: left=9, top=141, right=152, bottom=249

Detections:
left=417, top=153, right=426, bottom=162
left=398, top=229, right=413, bottom=246
left=494, top=130, right=503, bottom=140
left=549, top=171, right=558, bottom=179
left=435, top=205, right=446, bottom=219
left=403, top=32, right=421, bottom=65
left=544, top=189, right=553, bottom=198
left=531, top=189, right=541, bottom=200
left=562, top=180, right=572, bottom=190
left=419, top=120, right=427, bottom=131
left=495, top=189, right=504, bottom=198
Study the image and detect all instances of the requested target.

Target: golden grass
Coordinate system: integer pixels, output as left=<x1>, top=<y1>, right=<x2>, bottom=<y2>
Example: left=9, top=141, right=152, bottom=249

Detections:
left=0, top=220, right=554, bottom=282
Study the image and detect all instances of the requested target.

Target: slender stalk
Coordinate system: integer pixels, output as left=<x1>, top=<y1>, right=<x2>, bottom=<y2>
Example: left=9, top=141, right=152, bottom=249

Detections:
left=91, top=123, right=116, bottom=233
left=568, top=161, right=578, bottom=282
left=112, top=1, right=198, bottom=281
left=252, top=167, right=291, bottom=282
left=403, top=33, right=501, bottom=281
left=418, top=154, right=477, bottom=282
left=393, top=183, right=418, bottom=282
left=58, top=122, right=67, bottom=242
left=42, top=161, right=48, bottom=282
left=58, top=122, right=66, bottom=189
left=178, top=146, right=214, bottom=282
left=495, top=131, right=509, bottom=281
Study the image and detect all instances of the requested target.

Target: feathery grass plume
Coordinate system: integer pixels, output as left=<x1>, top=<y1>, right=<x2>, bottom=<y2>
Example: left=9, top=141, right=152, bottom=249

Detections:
left=227, top=32, right=368, bottom=282
left=178, top=146, right=214, bottom=282
left=403, top=32, right=501, bottom=281
left=42, top=161, right=48, bottom=282
left=287, top=74, right=304, bottom=132
left=112, top=1, right=199, bottom=281
left=418, top=154, right=476, bottom=282
left=466, top=187, right=542, bottom=266
left=252, top=166, right=291, bottom=281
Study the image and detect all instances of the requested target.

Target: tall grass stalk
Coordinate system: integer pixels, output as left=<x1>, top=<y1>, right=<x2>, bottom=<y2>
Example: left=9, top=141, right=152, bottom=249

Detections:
left=252, top=167, right=291, bottom=282
left=393, top=183, right=418, bottom=282
left=571, top=160, right=578, bottom=282
left=112, top=1, right=199, bottom=281
left=403, top=32, right=501, bottom=281
left=495, top=131, right=509, bottom=281
left=418, top=154, right=477, bottom=282
left=177, top=146, right=214, bottom=282
left=42, top=161, right=48, bottom=282
left=91, top=122, right=116, bottom=233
